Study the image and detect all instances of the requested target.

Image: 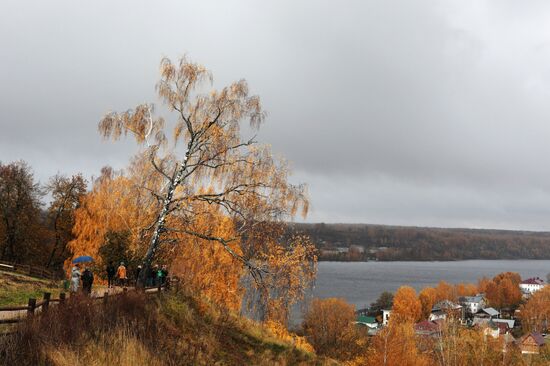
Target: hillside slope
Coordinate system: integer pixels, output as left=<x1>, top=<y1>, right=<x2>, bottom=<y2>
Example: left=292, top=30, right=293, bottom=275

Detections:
left=0, top=290, right=335, bottom=365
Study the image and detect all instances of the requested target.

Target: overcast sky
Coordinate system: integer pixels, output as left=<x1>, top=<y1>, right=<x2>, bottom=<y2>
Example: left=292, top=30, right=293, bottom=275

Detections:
left=3, top=1, right=550, bottom=230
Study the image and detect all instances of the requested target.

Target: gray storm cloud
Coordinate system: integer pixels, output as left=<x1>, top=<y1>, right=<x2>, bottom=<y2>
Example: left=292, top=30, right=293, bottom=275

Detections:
left=2, top=0, right=550, bottom=230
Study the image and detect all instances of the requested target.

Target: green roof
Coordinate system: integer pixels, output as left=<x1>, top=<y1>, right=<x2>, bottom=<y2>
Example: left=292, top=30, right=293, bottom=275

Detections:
left=357, top=315, right=377, bottom=324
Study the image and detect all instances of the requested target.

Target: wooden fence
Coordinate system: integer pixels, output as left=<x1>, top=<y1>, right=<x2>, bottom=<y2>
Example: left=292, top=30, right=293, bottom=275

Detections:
left=0, top=260, right=57, bottom=280
left=0, top=278, right=180, bottom=329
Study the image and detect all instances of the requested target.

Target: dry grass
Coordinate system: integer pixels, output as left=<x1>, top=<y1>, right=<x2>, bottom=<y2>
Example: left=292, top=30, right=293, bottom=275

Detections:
left=0, top=290, right=332, bottom=365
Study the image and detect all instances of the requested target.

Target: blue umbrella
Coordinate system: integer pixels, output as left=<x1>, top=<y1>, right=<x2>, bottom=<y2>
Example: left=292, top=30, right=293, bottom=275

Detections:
left=72, top=256, right=94, bottom=264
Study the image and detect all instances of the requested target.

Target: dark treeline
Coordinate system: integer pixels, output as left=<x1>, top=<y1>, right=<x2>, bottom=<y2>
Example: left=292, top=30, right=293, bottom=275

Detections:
left=0, top=160, right=86, bottom=272
left=291, top=222, right=550, bottom=261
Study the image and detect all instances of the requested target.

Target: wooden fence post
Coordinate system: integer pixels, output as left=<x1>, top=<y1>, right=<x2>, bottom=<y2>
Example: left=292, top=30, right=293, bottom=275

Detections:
left=27, top=298, right=36, bottom=318
left=157, top=282, right=162, bottom=297
left=59, top=292, right=66, bottom=305
left=42, top=292, right=51, bottom=312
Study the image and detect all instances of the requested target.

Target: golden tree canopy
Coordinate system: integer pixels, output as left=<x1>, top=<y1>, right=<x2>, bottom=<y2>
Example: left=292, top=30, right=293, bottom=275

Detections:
left=392, top=286, right=422, bottom=323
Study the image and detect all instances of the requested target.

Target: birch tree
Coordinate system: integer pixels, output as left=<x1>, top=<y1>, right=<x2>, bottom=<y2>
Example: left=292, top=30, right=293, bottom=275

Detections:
left=97, top=56, right=312, bottom=293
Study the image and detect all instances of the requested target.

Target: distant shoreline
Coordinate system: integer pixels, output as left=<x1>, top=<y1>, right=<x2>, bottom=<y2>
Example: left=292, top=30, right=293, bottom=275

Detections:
left=291, top=223, right=550, bottom=262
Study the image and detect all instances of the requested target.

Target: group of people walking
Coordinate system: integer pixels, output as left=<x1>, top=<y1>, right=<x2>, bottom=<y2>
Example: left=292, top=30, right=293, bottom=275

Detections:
left=105, top=261, right=130, bottom=288
left=69, top=261, right=169, bottom=295
left=105, top=261, right=169, bottom=288
left=70, top=265, right=94, bottom=294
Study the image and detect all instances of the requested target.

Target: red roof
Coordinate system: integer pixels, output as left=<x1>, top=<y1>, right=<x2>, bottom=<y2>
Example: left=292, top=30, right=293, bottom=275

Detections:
left=520, top=277, right=544, bottom=285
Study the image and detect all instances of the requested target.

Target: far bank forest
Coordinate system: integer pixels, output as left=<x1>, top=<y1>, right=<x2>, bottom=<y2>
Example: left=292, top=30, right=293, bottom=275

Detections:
left=293, top=223, right=550, bottom=261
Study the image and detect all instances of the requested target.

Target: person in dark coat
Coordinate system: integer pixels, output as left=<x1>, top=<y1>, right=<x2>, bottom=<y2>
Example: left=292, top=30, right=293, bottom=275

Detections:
left=161, top=265, right=168, bottom=285
left=106, top=261, right=115, bottom=288
left=146, top=265, right=156, bottom=287
left=82, top=267, right=94, bottom=295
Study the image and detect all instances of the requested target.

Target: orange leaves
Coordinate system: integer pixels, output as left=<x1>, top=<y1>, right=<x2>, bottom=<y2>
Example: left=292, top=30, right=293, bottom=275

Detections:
left=367, top=321, right=430, bottom=366
left=302, top=298, right=359, bottom=360
left=455, top=283, right=477, bottom=297
left=67, top=167, right=157, bottom=269
left=171, top=207, right=244, bottom=312
left=518, top=285, right=550, bottom=333
left=419, top=287, right=437, bottom=319
left=392, top=286, right=422, bottom=323
left=259, top=234, right=318, bottom=325
left=484, top=272, right=522, bottom=309
left=435, top=280, right=457, bottom=302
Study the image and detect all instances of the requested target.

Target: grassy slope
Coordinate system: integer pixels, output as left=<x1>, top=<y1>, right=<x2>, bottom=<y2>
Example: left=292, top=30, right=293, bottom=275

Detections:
left=0, top=270, right=64, bottom=307
left=1, top=289, right=337, bottom=365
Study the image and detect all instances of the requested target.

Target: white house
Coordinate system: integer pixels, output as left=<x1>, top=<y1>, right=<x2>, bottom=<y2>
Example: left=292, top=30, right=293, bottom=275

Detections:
left=519, top=278, right=545, bottom=295
left=459, top=295, right=485, bottom=314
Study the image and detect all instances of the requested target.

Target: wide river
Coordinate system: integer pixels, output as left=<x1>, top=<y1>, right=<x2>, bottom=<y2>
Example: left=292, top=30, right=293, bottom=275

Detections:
left=311, top=260, right=550, bottom=310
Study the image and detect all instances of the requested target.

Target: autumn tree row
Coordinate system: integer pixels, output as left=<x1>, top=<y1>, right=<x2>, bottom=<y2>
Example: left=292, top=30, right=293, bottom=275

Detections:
left=0, top=161, right=86, bottom=270
left=382, top=272, right=524, bottom=324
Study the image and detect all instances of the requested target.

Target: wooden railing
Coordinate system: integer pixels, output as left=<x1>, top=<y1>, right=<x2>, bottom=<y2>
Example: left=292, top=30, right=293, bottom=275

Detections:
left=0, top=260, right=57, bottom=280
left=0, top=277, right=180, bottom=328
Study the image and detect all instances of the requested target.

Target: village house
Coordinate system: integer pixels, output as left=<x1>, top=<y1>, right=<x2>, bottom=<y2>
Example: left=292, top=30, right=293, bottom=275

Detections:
left=356, top=315, right=378, bottom=329
left=517, top=332, right=546, bottom=354
left=429, top=300, right=463, bottom=321
left=472, top=318, right=513, bottom=340
left=458, top=295, right=485, bottom=314
left=519, top=277, right=545, bottom=296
